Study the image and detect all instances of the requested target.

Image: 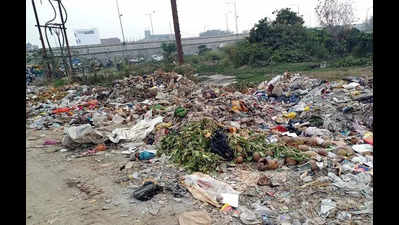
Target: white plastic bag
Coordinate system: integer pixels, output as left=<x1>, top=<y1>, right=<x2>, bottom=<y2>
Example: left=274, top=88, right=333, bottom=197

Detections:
left=62, top=124, right=106, bottom=147
left=108, top=116, right=163, bottom=143
left=182, top=172, right=240, bottom=208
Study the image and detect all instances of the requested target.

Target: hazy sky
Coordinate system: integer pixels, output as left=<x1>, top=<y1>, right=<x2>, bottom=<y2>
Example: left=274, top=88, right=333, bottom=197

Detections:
left=26, top=0, right=373, bottom=47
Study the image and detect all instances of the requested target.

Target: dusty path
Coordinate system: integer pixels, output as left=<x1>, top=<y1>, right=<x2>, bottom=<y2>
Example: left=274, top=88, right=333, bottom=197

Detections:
left=26, top=128, right=196, bottom=225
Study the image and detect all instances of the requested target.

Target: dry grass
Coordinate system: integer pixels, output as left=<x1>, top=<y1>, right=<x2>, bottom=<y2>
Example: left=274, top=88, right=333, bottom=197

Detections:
left=303, top=66, right=373, bottom=81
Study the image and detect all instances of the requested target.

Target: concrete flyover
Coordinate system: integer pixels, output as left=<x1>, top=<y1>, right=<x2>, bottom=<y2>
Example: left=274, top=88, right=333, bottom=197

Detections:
left=50, top=34, right=249, bottom=61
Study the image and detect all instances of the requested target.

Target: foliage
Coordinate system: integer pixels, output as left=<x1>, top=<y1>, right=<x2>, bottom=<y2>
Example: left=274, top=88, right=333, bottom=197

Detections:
left=229, top=134, right=308, bottom=163
left=158, top=118, right=222, bottom=173
left=174, top=64, right=196, bottom=76
left=158, top=119, right=309, bottom=173
left=174, top=107, right=188, bottom=118
left=226, top=40, right=272, bottom=67
left=52, top=78, right=68, bottom=88
left=332, top=56, right=372, bottom=67
left=272, top=8, right=304, bottom=26
left=230, top=80, right=257, bottom=92
left=226, top=7, right=372, bottom=67
left=315, top=0, right=355, bottom=34
left=161, top=42, right=177, bottom=63
left=198, top=45, right=210, bottom=55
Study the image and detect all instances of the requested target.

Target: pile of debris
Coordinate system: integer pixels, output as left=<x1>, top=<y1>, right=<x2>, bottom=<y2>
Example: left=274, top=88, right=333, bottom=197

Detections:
left=26, top=71, right=373, bottom=224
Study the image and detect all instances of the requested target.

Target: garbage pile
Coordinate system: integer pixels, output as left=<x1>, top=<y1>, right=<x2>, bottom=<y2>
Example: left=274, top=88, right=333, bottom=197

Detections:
left=26, top=71, right=373, bottom=224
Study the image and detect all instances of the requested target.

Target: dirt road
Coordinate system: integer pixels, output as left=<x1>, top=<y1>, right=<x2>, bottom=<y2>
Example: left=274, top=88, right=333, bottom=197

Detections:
left=26, top=128, right=197, bottom=225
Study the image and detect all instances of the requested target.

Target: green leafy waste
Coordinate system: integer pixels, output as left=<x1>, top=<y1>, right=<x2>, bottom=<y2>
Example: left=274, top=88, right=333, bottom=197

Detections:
left=158, top=119, right=309, bottom=173
left=174, top=106, right=188, bottom=118
left=228, top=133, right=308, bottom=162
left=158, top=118, right=221, bottom=173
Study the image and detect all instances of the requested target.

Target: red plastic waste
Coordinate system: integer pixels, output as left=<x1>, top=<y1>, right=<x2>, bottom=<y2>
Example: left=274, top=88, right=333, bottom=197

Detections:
left=43, top=140, right=58, bottom=145
left=52, top=107, right=72, bottom=114
left=272, top=125, right=288, bottom=132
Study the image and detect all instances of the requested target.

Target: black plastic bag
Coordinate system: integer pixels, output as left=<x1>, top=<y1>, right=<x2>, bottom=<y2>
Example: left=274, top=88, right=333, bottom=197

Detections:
left=210, top=130, right=234, bottom=161
left=132, top=181, right=163, bottom=201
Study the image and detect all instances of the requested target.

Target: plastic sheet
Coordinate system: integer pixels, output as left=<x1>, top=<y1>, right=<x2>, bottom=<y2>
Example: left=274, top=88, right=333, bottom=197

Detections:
left=182, top=172, right=240, bottom=208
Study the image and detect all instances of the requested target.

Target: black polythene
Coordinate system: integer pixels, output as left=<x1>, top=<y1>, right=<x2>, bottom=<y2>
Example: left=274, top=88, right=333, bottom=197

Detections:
left=210, top=130, right=234, bottom=161
left=132, top=181, right=163, bottom=201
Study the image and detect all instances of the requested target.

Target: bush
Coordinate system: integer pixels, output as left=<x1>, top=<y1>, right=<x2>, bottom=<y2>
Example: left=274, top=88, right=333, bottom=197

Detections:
left=52, top=78, right=67, bottom=87
left=226, top=41, right=272, bottom=67
left=332, top=56, right=371, bottom=67
left=161, top=42, right=177, bottom=63
left=235, top=8, right=373, bottom=67
left=198, top=45, right=210, bottom=55
left=174, top=64, right=196, bottom=75
left=203, top=50, right=225, bottom=61
left=160, top=63, right=176, bottom=72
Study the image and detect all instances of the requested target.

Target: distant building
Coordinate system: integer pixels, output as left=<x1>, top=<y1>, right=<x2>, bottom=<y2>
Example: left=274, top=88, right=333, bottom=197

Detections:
left=101, top=37, right=121, bottom=45
left=199, top=29, right=233, bottom=37
left=141, top=30, right=173, bottom=41
left=26, top=43, right=38, bottom=51
left=74, top=28, right=101, bottom=46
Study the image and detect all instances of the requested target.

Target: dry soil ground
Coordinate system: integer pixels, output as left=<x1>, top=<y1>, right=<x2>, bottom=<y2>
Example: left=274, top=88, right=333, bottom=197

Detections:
left=26, top=128, right=197, bottom=225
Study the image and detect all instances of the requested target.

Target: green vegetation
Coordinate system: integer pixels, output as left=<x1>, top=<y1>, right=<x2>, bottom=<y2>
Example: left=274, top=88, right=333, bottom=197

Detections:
left=52, top=78, right=68, bottom=88
left=161, top=42, right=177, bottom=63
left=30, top=7, right=372, bottom=87
left=158, top=118, right=308, bottom=173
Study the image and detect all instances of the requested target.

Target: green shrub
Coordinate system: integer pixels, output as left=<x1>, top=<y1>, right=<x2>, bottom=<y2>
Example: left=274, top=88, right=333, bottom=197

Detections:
left=174, top=64, right=196, bottom=75
left=52, top=78, right=67, bottom=87
left=161, top=42, right=177, bottom=63
left=332, top=56, right=371, bottom=67
left=160, top=63, right=176, bottom=72
left=198, top=45, right=210, bottom=55
left=203, top=50, right=225, bottom=61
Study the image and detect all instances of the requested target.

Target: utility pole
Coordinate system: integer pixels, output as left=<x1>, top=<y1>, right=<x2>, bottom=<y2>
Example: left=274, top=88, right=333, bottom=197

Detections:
left=116, top=0, right=126, bottom=59
left=225, top=12, right=230, bottom=32
left=226, top=1, right=238, bottom=34
left=31, top=0, right=52, bottom=77
left=170, top=0, right=184, bottom=65
left=116, top=0, right=126, bottom=43
left=233, top=0, right=238, bottom=34
left=56, top=0, right=74, bottom=76
left=145, top=11, right=155, bottom=34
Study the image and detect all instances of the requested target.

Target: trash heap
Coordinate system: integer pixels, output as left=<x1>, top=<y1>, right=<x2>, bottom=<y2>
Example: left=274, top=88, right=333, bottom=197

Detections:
left=26, top=71, right=373, bottom=224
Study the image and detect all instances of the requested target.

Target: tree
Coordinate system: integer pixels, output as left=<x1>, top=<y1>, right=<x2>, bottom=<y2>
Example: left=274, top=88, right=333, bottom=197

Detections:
left=272, top=8, right=304, bottom=26
left=247, top=8, right=311, bottom=64
left=198, top=45, right=210, bottom=55
left=161, top=42, right=177, bottom=62
left=315, top=0, right=355, bottom=34
left=249, top=9, right=307, bottom=50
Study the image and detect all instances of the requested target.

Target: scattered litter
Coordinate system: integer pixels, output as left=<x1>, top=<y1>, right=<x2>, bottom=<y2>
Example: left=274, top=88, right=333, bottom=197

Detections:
left=320, top=199, right=336, bottom=218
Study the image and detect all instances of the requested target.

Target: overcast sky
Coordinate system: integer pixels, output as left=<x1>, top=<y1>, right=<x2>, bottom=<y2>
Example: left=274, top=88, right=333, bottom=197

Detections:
left=26, top=0, right=373, bottom=47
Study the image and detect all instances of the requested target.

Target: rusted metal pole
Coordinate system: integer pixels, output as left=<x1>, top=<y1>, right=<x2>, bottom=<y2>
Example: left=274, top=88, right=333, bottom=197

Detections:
left=56, top=0, right=74, bottom=76
left=32, top=0, right=52, bottom=78
left=170, top=0, right=184, bottom=65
